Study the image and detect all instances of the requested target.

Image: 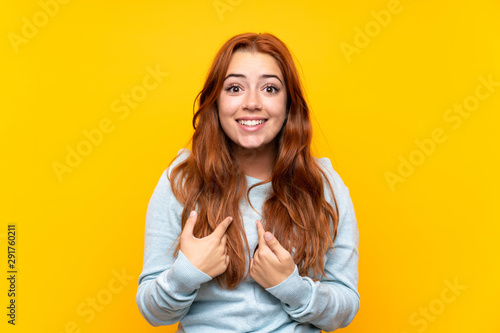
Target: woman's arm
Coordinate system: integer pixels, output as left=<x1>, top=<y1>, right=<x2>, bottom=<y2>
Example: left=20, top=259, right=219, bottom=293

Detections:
left=264, top=158, right=360, bottom=332
left=136, top=168, right=213, bottom=326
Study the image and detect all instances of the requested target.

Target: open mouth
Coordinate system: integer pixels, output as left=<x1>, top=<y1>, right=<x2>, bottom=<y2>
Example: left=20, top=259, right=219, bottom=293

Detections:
left=235, top=119, right=268, bottom=127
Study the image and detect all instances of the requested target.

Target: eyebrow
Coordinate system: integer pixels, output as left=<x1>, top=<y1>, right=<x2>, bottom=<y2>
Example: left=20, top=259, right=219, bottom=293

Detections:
left=224, top=73, right=283, bottom=85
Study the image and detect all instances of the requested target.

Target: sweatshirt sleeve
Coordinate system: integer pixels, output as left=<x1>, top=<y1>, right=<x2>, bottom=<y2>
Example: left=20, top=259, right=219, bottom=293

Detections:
left=136, top=149, right=213, bottom=327
left=265, top=157, right=360, bottom=332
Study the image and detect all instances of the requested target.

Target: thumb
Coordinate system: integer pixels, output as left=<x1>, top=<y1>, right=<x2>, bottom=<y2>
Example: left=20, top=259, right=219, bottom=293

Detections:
left=182, top=210, right=198, bottom=237
left=264, top=232, right=288, bottom=261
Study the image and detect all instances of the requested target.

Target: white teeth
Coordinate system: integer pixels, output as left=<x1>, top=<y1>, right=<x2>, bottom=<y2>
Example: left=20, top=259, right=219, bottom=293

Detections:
left=237, top=119, right=266, bottom=126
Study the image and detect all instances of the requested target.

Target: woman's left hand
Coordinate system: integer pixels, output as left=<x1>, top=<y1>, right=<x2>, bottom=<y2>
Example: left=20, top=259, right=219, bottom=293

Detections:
left=250, top=220, right=296, bottom=289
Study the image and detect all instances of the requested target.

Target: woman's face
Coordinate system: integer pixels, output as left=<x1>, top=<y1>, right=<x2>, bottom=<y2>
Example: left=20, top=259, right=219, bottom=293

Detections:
left=217, top=51, right=287, bottom=154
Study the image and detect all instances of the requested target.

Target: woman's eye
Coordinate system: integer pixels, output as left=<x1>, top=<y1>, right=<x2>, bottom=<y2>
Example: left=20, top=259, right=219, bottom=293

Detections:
left=264, top=85, right=280, bottom=94
left=225, top=85, right=280, bottom=94
left=225, top=85, right=240, bottom=93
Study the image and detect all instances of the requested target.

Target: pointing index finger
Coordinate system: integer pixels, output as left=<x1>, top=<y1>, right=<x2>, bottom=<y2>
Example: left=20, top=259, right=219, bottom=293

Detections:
left=256, top=220, right=266, bottom=248
left=213, top=216, right=233, bottom=239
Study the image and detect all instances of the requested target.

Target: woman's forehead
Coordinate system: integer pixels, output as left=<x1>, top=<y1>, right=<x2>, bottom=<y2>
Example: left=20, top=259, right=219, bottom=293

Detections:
left=226, top=51, right=283, bottom=79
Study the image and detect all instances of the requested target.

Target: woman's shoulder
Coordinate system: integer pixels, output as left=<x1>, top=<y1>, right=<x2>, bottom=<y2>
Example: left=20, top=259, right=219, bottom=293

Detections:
left=148, top=149, right=191, bottom=212
left=314, top=156, right=348, bottom=192
left=314, top=156, right=355, bottom=213
left=163, top=148, right=191, bottom=179
left=314, top=157, right=357, bottom=238
left=151, top=148, right=191, bottom=196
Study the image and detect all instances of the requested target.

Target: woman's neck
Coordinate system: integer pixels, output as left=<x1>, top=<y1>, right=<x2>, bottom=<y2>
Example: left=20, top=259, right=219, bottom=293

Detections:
left=231, top=141, right=277, bottom=181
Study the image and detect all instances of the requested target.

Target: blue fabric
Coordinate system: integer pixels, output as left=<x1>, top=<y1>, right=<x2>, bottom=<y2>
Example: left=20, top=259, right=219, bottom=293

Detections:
left=136, top=148, right=360, bottom=332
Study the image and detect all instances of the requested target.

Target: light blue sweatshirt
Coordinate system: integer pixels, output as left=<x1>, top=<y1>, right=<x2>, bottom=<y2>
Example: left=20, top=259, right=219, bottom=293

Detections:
left=136, top=148, right=360, bottom=332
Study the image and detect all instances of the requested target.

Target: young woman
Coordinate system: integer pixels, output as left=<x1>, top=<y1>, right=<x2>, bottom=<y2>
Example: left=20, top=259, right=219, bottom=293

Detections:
left=136, top=32, right=360, bottom=332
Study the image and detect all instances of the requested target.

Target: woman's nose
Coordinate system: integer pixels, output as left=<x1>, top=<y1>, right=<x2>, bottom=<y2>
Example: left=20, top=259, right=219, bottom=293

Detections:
left=243, top=89, right=262, bottom=111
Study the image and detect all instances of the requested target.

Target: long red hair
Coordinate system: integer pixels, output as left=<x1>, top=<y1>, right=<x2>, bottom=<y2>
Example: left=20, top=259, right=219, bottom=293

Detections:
left=169, top=32, right=339, bottom=289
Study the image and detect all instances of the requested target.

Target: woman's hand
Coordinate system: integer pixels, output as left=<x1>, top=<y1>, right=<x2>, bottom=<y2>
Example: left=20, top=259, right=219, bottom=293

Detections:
left=180, top=211, right=233, bottom=278
left=250, top=220, right=296, bottom=289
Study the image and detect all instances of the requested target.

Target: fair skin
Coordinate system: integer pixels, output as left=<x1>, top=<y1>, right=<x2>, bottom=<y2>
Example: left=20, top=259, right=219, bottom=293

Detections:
left=217, top=50, right=287, bottom=181
left=180, top=211, right=233, bottom=278
left=181, top=50, right=295, bottom=288
left=181, top=212, right=295, bottom=288
left=250, top=220, right=296, bottom=288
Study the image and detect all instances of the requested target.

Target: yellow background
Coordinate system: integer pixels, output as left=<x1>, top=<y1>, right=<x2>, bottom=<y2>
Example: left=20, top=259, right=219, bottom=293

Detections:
left=2, top=0, right=499, bottom=332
